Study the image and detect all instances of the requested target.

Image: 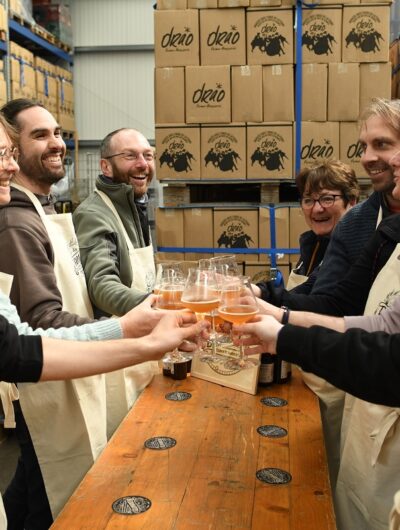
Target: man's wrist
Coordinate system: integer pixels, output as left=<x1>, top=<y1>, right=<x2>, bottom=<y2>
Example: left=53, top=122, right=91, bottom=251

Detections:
left=280, top=306, right=290, bottom=325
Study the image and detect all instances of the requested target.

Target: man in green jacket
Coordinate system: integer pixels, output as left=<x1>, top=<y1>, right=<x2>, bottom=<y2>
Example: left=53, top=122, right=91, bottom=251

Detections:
left=73, top=128, right=156, bottom=318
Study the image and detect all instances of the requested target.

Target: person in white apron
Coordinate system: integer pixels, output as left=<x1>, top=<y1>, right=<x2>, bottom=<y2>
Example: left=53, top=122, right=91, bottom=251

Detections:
left=73, top=128, right=158, bottom=436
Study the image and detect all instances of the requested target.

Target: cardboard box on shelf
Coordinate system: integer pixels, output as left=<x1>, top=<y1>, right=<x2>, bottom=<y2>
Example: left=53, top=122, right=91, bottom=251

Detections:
left=199, top=8, right=246, bottom=66
left=156, top=208, right=185, bottom=261
left=328, top=63, right=360, bottom=121
left=289, top=205, right=308, bottom=270
left=188, top=0, right=218, bottom=6
left=232, top=65, right=263, bottom=122
left=183, top=208, right=214, bottom=260
left=250, top=0, right=281, bottom=6
left=185, top=65, right=231, bottom=123
left=245, top=262, right=290, bottom=287
left=301, top=8, right=342, bottom=64
left=200, top=125, right=246, bottom=179
left=247, top=124, right=293, bottom=179
left=214, top=208, right=259, bottom=261
left=262, top=64, right=294, bottom=122
left=259, top=206, right=290, bottom=264
left=35, top=56, right=58, bottom=99
left=0, top=3, right=7, bottom=30
left=156, top=126, right=201, bottom=180
left=0, top=76, right=6, bottom=102
left=218, top=0, right=249, bottom=7
left=360, top=62, right=391, bottom=113
left=302, top=64, right=327, bottom=121
left=157, top=0, right=187, bottom=7
left=299, top=121, right=339, bottom=169
left=10, top=41, right=34, bottom=65
left=246, top=9, right=294, bottom=65
left=340, top=121, right=366, bottom=178
left=154, top=9, right=199, bottom=67
left=342, top=5, right=390, bottom=63
left=155, top=67, right=185, bottom=124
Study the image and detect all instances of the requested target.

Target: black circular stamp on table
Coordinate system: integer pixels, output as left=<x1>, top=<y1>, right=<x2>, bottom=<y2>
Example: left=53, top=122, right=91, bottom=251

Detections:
left=257, top=425, right=288, bottom=438
left=256, top=468, right=292, bottom=485
left=112, top=495, right=152, bottom=515
left=144, top=436, right=176, bottom=450
left=261, top=396, right=288, bottom=407
left=165, top=391, right=192, bottom=401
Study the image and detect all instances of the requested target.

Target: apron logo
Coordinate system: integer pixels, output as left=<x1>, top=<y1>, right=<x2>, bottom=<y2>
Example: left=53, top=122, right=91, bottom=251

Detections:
left=375, top=289, right=400, bottom=315
left=68, top=238, right=84, bottom=276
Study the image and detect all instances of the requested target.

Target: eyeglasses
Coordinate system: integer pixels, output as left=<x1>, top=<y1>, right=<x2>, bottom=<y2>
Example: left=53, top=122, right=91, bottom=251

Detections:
left=104, top=151, right=154, bottom=162
left=301, top=194, right=343, bottom=209
left=0, top=147, right=19, bottom=168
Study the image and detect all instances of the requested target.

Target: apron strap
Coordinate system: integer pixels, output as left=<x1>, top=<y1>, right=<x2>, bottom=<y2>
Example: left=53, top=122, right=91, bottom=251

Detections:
left=0, top=382, right=19, bottom=428
left=370, top=409, right=400, bottom=466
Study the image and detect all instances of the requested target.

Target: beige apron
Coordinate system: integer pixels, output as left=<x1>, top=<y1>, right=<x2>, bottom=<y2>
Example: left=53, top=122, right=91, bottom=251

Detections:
left=12, top=183, right=107, bottom=518
left=335, top=239, right=400, bottom=530
left=95, top=190, right=158, bottom=438
left=390, top=491, right=400, bottom=530
left=288, top=269, right=345, bottom=489
left=0, top=273, right=19, bottom=429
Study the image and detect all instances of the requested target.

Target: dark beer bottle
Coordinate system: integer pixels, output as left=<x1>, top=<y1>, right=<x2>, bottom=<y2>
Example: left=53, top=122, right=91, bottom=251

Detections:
left=258, top=353, right=274, bottom=387
left=274, top=357, right=291, bottom=384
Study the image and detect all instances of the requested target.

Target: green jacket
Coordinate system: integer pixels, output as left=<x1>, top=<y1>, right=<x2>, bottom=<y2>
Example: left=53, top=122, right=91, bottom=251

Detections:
left=73, top=176, right=154, bottom=317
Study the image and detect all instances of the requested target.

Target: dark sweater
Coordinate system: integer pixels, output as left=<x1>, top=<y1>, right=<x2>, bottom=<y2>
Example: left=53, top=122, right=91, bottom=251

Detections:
left=277, top=324, right=400, bottom=407
left=0, top=315, right=42, bottom=383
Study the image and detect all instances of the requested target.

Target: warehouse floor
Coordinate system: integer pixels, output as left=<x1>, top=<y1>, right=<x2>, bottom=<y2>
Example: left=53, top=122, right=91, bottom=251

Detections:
left=0, top=430, right=19, bottom=494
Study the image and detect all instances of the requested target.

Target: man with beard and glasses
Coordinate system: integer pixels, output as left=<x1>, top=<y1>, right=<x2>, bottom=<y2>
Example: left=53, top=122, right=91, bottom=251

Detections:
left=0, top=101, right=164, bottom=529
left=72, top=128, right=158, bottom=437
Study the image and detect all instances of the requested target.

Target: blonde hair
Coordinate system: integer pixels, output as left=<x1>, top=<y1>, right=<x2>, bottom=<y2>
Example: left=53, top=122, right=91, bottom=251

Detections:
left=359, top=97, right=400, bottom=135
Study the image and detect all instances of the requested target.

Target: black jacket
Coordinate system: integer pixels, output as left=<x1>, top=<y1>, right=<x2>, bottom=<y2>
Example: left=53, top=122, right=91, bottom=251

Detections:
left=260, top=213, right=400, bottom=315
left=278, top=324, right=400, bottom=407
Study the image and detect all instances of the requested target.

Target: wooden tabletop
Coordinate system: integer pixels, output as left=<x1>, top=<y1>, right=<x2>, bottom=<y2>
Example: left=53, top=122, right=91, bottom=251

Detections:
left=51, top=369, right=336, bottom=529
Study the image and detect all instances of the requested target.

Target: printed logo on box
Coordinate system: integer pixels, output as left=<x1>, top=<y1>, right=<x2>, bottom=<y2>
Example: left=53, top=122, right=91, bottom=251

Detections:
left=346, top=139, right=363, bottom=164
left=204, top=132, right=241, bottom=173
left=206, top=24, right=241, bottom=50
left=161, top=25, right=195, bottom=53
left=217, top=215, right=254, bottom=249
left=250, top=16, right=288, bottom=57
left=251, top=131, right=288, bottom=172
left=301, top=138, right=333, bottom=162
left=159, top=132, right=195, bottom=173
left=302, top=14, right=336, bottom=56
left=192, top=82, right=226, bottom=108
left=345, top=12, right=383, bottom=54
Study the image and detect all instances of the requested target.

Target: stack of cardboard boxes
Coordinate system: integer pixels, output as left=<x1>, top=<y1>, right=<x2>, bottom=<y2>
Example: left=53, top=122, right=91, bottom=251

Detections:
left=154, top=0, right=392, bottom=280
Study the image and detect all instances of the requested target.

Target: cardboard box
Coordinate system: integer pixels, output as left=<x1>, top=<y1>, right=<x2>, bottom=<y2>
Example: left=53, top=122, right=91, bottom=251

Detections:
left=156, top=208, right=185, bottom=261
left=0, top=77, right=6, bottom=101
left=156, top=126, right=201, bottom=180
left=157, top=0, right=187, bottom=7
left=183, top=208, right=214, bottom=260
left=302, top=64, right=327, bottom=121
left=301, top=8, right=342, bottom=64
left=154, top=9, right=199, bottom=67
left=213, top=208, right=259, bottom=261
left=328, top=63, right=360, bottom=121
left=200, top=126, right=246, bottom=179
left=155, top=67, right=185, bottom=124
left=0, top=3, right=7, bottom=31
left=200, top=8, right=246, bottom=66
left=188, top=0, right=217, bottom=6
left=259, top=206, right=290, bottom=264
left=340, top=121, right=366, bottom=178
left=232, top=65, right=263, bottom=123
left=360, top=62, right=391, bottom=113
left=247, top=9, right=294, bottom=65
left=185, top=65, right=231, bottom=123
left=218, top=0, right=249, bottom=6
left=263, top=64, right=294, bottom=122
left=289, top=206, right=309, bottom=270
left=250, top=0, right=281, bottom=6
left=299, top=122, right=339, bottom=169
left=247, top=124, right=293, bottom=179
left=342, top=5, right=390, bottom=63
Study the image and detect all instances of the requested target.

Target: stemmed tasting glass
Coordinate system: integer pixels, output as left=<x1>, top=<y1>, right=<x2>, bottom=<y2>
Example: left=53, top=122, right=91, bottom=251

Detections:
left=155, top=276, right=191, bottom=363
left=217, top=276, right=260, bottom=370
left=154, top=262, right=184, bottom=294
left=210, top=255, right=241, bottom=277
left=180, top=268, right=221, bottom=361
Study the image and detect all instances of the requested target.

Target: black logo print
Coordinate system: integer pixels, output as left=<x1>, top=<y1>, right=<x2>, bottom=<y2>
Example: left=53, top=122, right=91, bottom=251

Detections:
left=251, top=17, right=287, bottom=57
left=302, top=15, right=336, bottom=56
left=159, top=138, right=195, bottom=173
left=217, top=216, right=254, bottom=249
left=345, top=12, right=383, bottom=54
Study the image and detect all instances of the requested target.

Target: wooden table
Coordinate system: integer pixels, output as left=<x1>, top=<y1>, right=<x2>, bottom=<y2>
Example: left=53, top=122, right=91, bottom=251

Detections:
left=51, top=370, right=336, bottom=529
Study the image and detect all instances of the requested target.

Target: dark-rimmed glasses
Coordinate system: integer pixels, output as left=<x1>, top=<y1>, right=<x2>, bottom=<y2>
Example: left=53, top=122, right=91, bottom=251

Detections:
left=0, top=147, right=19, bottom=169
left=301, top=194, right=343, bottom=210
left=104, top=151, right=154, bottom=162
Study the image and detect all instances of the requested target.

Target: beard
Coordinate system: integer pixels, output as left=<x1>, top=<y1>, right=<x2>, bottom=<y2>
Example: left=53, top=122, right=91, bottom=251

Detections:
left=110, top=160, right=154, bottom=198
left=18, top=151, right=65, bottom=186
